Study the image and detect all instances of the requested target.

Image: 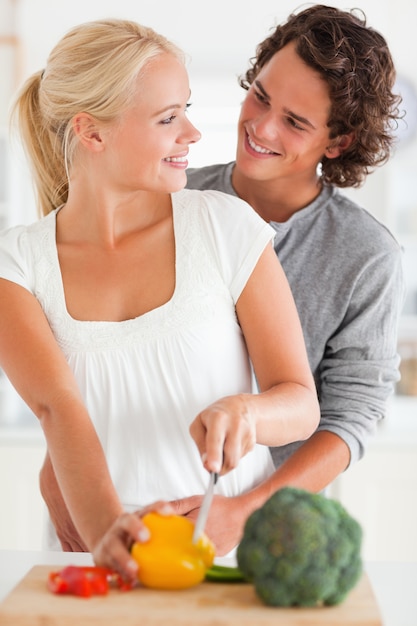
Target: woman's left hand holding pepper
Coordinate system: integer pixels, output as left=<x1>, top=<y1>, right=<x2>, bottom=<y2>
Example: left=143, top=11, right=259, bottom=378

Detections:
left=92, top=502, right=175, bottom=583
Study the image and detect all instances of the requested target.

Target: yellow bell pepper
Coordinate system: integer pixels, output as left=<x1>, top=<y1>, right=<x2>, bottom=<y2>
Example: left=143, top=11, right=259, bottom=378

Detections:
left=131, top=512, right=216, bottom=590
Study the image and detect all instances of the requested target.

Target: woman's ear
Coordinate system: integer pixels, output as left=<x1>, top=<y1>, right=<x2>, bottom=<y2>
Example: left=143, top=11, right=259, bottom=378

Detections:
left=324, top=133, right=354, bottom=159
left=72, top=113, right=104, bottom=152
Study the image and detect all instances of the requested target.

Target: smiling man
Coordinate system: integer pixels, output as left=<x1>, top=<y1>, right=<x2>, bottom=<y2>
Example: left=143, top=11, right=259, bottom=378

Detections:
left=182, top=4, right=406, bottom=552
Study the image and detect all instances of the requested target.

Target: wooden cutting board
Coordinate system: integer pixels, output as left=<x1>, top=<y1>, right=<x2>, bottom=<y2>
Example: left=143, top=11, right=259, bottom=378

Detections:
left=0, top=565, right=382, bottom=625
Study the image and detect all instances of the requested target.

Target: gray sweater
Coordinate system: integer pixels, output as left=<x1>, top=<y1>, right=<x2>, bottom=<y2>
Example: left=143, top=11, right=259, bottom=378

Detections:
left=187, top=162, right=405, bottom=468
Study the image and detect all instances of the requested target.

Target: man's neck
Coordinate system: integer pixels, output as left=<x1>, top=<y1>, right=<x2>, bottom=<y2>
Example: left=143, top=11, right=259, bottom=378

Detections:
left=231, top=168, right=323, bottom=223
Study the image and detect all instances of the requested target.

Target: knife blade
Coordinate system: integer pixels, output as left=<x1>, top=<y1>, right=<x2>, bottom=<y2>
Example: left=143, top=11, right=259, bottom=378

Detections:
left=192, top=471, right=218, bottom=544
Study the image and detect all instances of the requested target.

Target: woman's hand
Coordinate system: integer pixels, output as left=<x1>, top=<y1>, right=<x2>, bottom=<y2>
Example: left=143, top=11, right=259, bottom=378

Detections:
left=190, top=394, right=256, bottom=475
left=92, top=502, right=175, bottom=582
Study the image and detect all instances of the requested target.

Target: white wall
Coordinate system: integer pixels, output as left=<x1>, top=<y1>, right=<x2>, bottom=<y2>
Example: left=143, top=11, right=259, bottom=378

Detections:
left=13, top=0, right=417, bottom=79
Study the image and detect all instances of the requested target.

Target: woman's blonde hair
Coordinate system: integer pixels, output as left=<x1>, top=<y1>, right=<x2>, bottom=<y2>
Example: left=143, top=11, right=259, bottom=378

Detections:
left=11, top=19, right=185, bottom=216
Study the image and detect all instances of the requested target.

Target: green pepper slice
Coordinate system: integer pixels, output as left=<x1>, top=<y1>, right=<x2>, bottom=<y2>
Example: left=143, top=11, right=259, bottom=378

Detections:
left=205, top=564, right=247, bottom=583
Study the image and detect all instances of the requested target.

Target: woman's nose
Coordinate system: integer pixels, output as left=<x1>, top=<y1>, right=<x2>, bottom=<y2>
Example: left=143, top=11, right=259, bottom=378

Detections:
left=186, top=119, right=202, bottom=144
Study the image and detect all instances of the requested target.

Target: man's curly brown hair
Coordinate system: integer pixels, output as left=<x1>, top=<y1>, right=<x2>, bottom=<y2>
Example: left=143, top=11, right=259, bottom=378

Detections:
left=239, top=4, right=402, bottom=188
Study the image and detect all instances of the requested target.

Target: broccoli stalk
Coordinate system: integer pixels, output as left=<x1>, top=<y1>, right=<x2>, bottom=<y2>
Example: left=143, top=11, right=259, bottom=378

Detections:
left=237, top=486, right=363, bottom=607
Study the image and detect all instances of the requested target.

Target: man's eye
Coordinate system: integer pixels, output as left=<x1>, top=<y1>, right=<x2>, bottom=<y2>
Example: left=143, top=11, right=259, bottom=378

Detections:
left=288, top=117, right=305, bottom=131
left=254, top=90, right=268, bottom=104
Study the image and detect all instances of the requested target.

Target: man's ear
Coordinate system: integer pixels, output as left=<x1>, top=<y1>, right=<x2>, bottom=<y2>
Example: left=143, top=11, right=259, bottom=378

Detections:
left=72, top=113, right=104, bottom=152
left=324, top=133, right=354, bottom=159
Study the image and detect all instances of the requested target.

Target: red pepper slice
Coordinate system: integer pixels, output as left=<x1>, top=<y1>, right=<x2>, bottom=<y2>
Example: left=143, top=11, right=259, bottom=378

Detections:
left=47, top=571, right=70, bottom=595
left=66, top=566, right=96, bottom=597
left=47, top=566, right=110, bottom=597
left=47, top=565, right=135, bottom=597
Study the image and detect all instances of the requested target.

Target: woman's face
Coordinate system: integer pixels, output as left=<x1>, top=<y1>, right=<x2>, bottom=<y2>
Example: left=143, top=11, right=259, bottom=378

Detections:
left=236, top=41, right=337, bottom=185
left=102, top=53, right=201, bottom=194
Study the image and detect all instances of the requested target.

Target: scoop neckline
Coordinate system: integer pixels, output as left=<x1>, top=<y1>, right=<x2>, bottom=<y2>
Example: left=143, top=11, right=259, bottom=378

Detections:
left=50, top=196, right=180, bottom=326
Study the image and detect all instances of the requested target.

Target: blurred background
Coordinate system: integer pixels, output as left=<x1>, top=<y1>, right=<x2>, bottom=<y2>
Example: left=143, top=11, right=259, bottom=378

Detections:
left=0, top=0, right=416, bottom=561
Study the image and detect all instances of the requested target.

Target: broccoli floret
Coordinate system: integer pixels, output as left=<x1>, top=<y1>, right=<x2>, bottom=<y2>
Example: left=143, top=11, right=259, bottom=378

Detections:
left=237, top=486, right=363, bottom=607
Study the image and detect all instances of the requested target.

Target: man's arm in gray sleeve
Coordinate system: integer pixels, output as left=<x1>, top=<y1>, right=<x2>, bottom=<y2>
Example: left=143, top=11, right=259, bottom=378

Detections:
left=317, top=245, right=406, bottom=466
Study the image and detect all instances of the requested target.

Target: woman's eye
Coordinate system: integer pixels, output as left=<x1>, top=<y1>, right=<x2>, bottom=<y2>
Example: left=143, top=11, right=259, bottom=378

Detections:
left=160, top=104, right=191, bottom=125
left=161, top=115, right=176, bottom=125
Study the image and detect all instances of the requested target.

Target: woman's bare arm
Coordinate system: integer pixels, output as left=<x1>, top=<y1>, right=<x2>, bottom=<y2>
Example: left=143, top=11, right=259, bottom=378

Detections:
left=0, top=278, right=123, bottom=550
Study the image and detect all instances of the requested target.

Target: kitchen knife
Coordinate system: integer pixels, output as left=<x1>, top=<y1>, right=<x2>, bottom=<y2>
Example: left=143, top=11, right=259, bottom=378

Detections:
left=192, top=471, right=218, bottom=544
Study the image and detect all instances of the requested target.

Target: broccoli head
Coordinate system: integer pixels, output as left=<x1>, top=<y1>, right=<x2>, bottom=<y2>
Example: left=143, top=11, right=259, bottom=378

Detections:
left=237, top=486, right=362, bottom=607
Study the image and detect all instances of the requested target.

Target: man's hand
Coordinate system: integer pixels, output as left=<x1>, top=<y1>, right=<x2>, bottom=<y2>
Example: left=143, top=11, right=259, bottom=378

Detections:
left=39, top=452, right=87, bottom=551
left=170, top=493, right=248, bottom=555
left=170, top=432, right=352, bottom=556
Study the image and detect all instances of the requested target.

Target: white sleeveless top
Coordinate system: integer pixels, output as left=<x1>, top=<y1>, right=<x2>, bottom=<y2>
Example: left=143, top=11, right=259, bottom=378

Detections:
left=0, top=188, right=276, bottom=548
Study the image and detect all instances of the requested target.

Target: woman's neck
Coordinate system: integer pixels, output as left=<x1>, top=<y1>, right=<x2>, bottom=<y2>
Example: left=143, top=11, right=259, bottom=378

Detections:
left=58, top=181, right=172, bottom=248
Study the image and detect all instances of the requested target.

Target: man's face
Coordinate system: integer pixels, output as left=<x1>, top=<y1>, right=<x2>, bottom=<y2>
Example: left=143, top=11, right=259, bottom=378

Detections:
left=236, top=41, right=337, bottom=185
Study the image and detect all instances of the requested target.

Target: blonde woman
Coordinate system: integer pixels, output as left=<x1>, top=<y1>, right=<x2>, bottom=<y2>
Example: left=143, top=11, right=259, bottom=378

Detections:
left=0, top=19, right=319, bottom=579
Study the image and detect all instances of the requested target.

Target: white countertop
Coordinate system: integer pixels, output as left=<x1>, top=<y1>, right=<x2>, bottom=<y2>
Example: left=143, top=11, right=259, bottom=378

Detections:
left=0, top=551, right=416, bottom=625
